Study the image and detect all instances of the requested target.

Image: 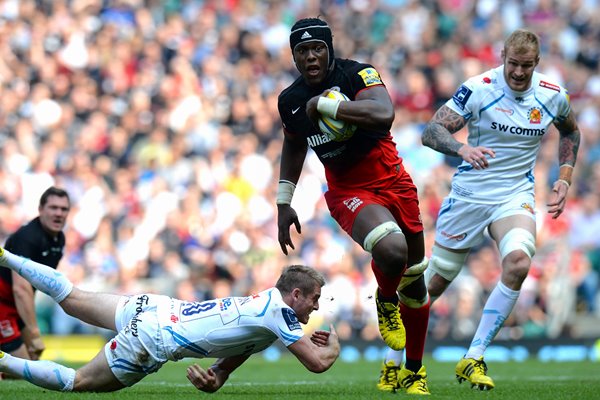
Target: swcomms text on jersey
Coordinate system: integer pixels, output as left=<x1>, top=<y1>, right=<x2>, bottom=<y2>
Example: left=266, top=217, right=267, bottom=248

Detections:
left=491, top=122, right=545, bottom=136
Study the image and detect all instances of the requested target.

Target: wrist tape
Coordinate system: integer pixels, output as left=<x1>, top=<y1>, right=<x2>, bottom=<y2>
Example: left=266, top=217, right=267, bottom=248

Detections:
left=276, top=180, right=296, bottom=205
left=317, top=96, right=341, bottom=119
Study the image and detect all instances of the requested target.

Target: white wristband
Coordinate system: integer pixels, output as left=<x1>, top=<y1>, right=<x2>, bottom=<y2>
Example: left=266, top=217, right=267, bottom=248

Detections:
left=556, top=179, right=570, bottom=188
left=276, top=180, right=296, bottom=205
left=317, top=96, right=341, bottom=119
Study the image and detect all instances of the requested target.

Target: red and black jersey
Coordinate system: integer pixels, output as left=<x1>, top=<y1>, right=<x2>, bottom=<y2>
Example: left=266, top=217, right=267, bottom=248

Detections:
left=0, top=217, right=65, bottom=308
left=278, top=58, right=403, bottom=191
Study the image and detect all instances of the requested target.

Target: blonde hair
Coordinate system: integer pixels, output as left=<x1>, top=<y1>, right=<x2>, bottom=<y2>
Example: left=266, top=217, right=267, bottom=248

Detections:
left=504, top=29, right=540, bottom=57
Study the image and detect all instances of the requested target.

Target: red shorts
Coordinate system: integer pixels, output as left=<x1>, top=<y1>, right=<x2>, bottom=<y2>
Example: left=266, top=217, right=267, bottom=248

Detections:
left=0, top=302, right=22, bottom=347
left=324, top=167, right=423, bottom=237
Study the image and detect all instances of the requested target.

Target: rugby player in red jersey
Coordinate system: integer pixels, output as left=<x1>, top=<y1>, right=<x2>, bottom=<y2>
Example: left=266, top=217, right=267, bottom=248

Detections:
left=276, top=17, right=430, bottom=394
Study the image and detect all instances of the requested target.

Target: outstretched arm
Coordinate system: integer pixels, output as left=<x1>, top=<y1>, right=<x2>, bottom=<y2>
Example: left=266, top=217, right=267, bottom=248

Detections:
left=277, top=132, right=308, bottom=255
left=287, top=324, right=340, bottom=373
left=12, top=272, right=44, bottom=360
left=186, top=355, right=250, bottom=393
left=422, top=105, right=496, bottom=169
left=547, top=111, right=581, bottom=219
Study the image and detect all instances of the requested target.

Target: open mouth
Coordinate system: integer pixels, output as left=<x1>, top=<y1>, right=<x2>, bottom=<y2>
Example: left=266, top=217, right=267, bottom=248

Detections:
left=306, top=65, right=320, bottom=76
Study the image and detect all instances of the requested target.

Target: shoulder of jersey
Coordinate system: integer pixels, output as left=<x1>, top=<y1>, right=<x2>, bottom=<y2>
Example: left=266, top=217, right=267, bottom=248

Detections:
left=337, top=58, right=372, bottom=75
left=467, top=67, right=502, bottom=91
left=533, top=71, right=567, bottom=97
left=278, top=76, right=308, bottom=104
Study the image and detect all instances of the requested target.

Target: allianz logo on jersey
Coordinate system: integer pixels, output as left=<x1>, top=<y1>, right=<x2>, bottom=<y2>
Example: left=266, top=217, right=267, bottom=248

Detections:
left=490, top=122, right=545, bottom=136
left=306, top=133, right=347, bottom=159
left=307, top=132, right=332, bottom=147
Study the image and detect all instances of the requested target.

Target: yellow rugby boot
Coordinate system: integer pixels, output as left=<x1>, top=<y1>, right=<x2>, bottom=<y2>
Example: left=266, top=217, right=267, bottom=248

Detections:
left=377, top=360, right=400, bottom=392
left=399, top=365, right=431, bottom=395
left=375, top=290, right=406, bottom=350
left=455, top=356, right=495, bottom=390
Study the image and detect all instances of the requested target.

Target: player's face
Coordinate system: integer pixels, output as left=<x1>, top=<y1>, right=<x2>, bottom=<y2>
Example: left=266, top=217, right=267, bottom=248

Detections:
left=502, top=47, right=539, bottom=92
left=293, top=41, right=329, bottom=87
left=39, top=195, right=70, bottom=236
left=294, top=286, right=321, bottom=324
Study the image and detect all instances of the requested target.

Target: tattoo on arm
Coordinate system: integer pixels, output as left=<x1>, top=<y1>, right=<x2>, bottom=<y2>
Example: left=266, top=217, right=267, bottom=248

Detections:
left=555, top=112, right=580, bottom=166
left=422, top=105, right=467, bottom=156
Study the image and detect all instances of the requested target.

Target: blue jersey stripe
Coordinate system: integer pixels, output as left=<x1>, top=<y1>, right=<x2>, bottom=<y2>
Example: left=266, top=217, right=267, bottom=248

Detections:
left=534, top=94, right=556, bottom=120
left=163, top=326, right=209, bottom=356
left=278, top=328, right=302, bottom=343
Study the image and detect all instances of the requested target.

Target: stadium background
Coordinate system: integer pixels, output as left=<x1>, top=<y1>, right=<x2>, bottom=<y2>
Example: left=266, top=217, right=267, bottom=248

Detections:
left=0, top=0, right=598, bottom=362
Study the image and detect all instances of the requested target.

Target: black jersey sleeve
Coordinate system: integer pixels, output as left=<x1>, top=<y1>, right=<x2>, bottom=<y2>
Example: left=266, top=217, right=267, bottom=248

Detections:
left=4, top=227, right=40, bottom=260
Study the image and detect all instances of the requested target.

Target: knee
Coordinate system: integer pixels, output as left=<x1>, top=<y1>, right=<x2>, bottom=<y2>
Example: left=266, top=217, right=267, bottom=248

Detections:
left=426, top=272, right=450, bottom=298
left=426, top=245, right=468, bottom=283
left=372, top=237, right=408, bottom=274
left=503, top=251, right=531, bottom=284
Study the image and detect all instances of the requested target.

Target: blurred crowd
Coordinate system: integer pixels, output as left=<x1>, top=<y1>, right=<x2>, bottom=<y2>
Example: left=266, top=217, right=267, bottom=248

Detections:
left=0, top=0, right=599, bottom=342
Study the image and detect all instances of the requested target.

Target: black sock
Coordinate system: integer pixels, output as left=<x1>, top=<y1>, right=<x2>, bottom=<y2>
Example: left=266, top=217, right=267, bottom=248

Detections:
left=377, top=292, right=399, bottom=303
left=405, top=358, right=422, bottom=373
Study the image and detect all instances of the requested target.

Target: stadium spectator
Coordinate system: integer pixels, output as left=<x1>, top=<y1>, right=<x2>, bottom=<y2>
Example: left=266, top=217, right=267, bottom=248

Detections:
left=0, top=186, right=70, bottom=365
left=0, top=248, right=339, bottom=393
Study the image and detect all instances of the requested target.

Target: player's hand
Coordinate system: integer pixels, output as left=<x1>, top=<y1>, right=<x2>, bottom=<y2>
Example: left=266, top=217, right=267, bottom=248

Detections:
left=311, top=324, right=339, bottom=348
left=26, top=336, right=45, bottom=360
left=277, top=204, right=302, bottom=255
left=187, top=364, right=223, bottom=393
left=547, top=180, right=569, bottom=219
left=457, top=144, right=495, bottom=170
left=22, top=328, right=45, bottom=360
left=306, top=91, right=330, bottom=126
left=310, top=329, right=331, bottom=347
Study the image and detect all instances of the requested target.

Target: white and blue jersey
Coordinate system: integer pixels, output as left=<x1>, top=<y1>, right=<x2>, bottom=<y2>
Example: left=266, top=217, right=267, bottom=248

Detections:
left=157, top=288, right=303, bottom=360
left=105, top=289, right=304, bottom=386
left=445, top=65, right=571, bottom=204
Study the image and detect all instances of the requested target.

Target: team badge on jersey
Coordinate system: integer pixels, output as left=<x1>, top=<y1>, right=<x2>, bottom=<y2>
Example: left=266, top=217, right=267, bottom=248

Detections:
left=358, top=68, right=382, bottom=87
left=282, top=308, right=301, bottom=331
left=452, top=85, right=472, bottom=110
left=528, top=107, right=543, bottom=124
left=521, top=202, right=535, bottom=215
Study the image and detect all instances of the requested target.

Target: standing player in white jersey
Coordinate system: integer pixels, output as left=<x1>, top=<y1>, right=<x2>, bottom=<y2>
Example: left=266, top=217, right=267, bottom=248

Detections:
left=377, top=29, right=581, bottom=392
left=0, top=247, right=339, bottom=393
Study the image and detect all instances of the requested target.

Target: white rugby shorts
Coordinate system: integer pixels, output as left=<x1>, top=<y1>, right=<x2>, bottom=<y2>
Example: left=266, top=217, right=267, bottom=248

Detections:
left=435, top=191, right=535, bottom=250
left=103, top=294, right=170, bottom=386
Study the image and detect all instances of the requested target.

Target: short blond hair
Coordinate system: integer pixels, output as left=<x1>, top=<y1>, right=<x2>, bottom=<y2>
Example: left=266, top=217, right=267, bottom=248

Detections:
left=504, top=29, right=540, bottom=57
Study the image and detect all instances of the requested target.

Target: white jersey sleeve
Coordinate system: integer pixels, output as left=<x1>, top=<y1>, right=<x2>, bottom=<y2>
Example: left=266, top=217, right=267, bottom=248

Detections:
left=444, top=65, right=571, bottom=203
left=156, top=288, right=304, bottom=360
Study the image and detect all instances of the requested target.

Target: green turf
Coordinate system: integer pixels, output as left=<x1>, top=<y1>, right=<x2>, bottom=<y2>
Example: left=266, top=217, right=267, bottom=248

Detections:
left=1, top=356, right=599, bottom=399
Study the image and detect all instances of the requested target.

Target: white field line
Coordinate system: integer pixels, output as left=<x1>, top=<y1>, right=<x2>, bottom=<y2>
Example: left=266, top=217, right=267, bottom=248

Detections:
left=144, top=374, right=594, bottom=387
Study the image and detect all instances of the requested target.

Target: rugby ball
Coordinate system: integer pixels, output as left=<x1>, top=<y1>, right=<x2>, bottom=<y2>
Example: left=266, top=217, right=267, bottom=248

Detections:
left=318, top=91, right=357, bottom=142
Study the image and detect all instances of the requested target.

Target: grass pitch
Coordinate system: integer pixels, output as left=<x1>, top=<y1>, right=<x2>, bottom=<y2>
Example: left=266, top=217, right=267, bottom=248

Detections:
left=1, top=356, right=598, bottom=399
